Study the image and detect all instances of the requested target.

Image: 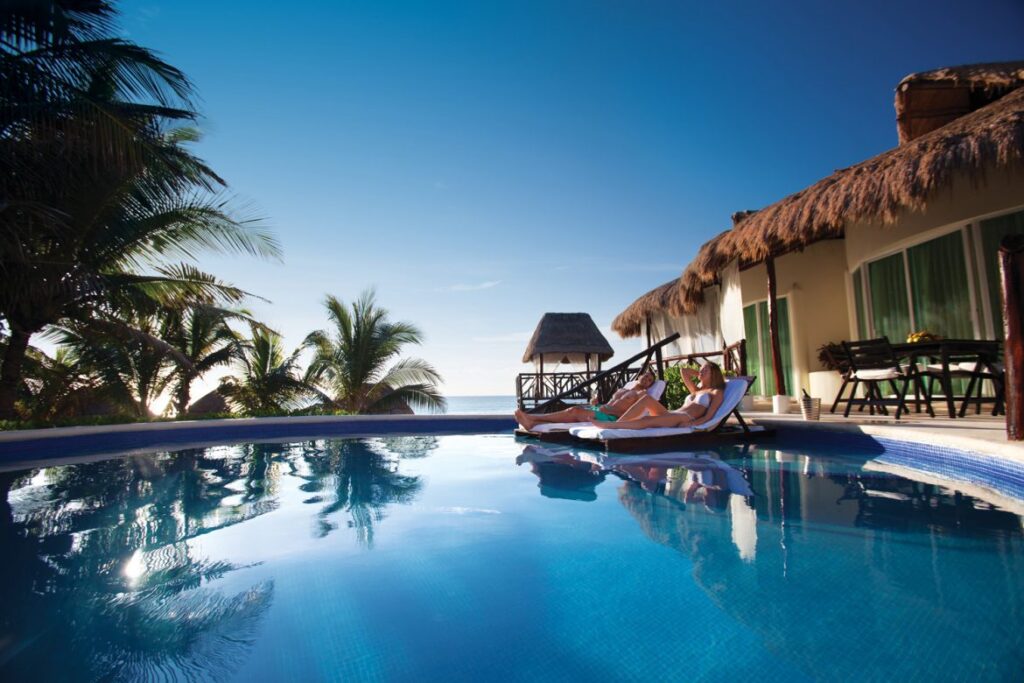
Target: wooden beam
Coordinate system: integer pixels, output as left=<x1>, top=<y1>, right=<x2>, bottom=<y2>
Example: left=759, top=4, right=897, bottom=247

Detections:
left=766, top=258, right=787, bottom=396
left=1000, top=235, right=1024, bottom=441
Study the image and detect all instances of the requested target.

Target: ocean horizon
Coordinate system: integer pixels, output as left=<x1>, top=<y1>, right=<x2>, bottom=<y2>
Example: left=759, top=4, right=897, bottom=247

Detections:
left=417, top=395, right=517, bottom=415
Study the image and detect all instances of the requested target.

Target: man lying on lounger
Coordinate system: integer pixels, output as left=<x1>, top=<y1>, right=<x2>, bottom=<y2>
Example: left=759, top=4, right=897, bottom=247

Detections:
left=515, top=371, right=657, bottom=431
left=603, top=362, right=726, bottom=430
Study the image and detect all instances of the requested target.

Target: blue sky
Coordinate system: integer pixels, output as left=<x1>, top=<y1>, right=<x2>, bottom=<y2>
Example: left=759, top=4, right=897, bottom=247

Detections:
left=119, top=0, right=1024, bottom=395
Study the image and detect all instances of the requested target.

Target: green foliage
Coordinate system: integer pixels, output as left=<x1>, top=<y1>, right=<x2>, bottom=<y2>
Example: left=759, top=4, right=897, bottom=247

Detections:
left=662, top=363, right=736, bottom=409
left=0, top=0, right=279, bottom=419
left=304, top=290, right=446, bottom=415
left=218, top=328, right=322, bottom=416
left=662, top=365, right=696, bottom=410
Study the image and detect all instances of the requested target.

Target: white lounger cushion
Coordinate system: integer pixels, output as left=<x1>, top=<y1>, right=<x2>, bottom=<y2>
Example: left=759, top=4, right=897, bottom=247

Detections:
left=530, top=422, right=591, bottom=433
left=520, top=378, right=667, bottom=432
left=852, top=368, right=901, bottom=381
left=568, top=376, right=751, bottom=441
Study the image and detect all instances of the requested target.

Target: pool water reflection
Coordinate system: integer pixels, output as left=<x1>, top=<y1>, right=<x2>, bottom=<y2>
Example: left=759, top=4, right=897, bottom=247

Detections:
left=1, top=434, right=1022, bottom=681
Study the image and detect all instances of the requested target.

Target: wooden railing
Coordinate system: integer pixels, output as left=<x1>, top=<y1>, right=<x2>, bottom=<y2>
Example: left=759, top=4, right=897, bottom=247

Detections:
left=662, top=339, right=747, bottom=376
left=516, top=333, right=681, bottom=413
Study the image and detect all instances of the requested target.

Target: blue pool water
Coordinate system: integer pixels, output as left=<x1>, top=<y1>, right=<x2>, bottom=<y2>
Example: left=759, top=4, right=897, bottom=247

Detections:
left=1, top=434, right=1022, bottom=681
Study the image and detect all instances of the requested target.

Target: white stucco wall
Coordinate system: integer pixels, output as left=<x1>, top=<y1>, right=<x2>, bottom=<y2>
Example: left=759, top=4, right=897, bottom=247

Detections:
left=844, top=167, right=1024, bottom=272
left=739, top=239, right=851, bottom=394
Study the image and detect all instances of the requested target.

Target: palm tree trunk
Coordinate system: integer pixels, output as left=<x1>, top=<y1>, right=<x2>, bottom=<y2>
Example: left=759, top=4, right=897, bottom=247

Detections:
left=0, top=328, right=32, bottom=420
left=175, top=374, right=193, bottom=417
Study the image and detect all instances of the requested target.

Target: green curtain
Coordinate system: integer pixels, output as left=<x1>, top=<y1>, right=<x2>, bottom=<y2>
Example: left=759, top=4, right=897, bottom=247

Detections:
left=868, top=253, right=911, bottom=342
left=743, top=304, right=762, bottom=395
left=749, top=296, right=794, bottom=395
left=852, top=268, right=869, bottom=339
left=907, top=231, right=973, bottom=339
left=981, top=210, right=1024, bottom=335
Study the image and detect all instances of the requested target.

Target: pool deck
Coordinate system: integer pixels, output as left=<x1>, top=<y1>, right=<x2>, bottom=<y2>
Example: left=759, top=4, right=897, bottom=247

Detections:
left=747, top=405, right=1024, bottom=464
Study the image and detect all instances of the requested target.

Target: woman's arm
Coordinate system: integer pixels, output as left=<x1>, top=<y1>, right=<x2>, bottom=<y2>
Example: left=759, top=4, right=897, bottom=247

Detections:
left=679, top=367, right=701, bottom=395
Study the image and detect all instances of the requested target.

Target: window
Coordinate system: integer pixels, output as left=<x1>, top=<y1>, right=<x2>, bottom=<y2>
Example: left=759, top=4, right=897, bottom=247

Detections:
left=907, top=230, right=973, bottom=339
left=852, top=228, right=976, bottom=341
left=867, top=252, right=911, bottom=341
left=743, top=298, right=793, bottom=396
left=980, top=209, right=1024, bottom=335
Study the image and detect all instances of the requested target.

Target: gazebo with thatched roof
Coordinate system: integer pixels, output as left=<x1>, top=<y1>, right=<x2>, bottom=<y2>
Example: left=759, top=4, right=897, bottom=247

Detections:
left=522, top=312, right=614, bottom=376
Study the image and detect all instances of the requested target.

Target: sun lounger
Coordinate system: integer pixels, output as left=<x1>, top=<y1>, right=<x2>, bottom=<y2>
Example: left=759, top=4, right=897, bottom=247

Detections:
left=563, top=376, right=771, bottom=452
left=514, top=379, right=667, bottom=440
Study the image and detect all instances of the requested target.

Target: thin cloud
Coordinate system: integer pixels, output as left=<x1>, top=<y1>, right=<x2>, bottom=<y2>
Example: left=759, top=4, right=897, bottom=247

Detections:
left=438, top=280, right=502, bottom=292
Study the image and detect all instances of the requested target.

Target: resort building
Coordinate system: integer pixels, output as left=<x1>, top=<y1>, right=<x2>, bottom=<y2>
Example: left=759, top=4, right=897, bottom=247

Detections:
left=613, top=61, right=1024, bottom=400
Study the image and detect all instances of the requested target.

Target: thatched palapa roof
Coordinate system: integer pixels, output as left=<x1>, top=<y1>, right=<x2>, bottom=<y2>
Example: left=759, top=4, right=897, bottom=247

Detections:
left=523, top=313, right=614, bottom=363
left=896, top=61, right=1024, bottom=143
left=674, top=80, right=1024, bottom=316
left=611, top=280, right=682, bottom=338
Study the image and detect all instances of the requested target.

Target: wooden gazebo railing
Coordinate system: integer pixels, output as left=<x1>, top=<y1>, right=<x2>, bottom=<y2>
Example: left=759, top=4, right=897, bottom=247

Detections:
left=662, top=339, right=747, bottom=376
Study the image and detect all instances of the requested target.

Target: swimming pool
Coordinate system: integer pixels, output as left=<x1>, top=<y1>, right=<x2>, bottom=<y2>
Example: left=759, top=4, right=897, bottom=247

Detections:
left=1, top=433, right=1022, bottom=681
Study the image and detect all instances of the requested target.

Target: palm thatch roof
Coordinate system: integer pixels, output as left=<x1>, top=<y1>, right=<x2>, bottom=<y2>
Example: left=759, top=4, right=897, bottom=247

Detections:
left=674, top=82, right=1024, bottom=315
left=187, top=389, right=229, bottom=416
left=896, top=61, right=1024, bottom=143
left=523, top=313, right=614, bottom=363
left=610, top=280, right=682, bottom=338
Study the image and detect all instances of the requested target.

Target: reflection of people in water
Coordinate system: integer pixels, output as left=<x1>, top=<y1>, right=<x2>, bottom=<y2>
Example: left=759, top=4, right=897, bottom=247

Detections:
left=674, top=465, right=729, bottom=512
left=516, top=445, right=605, bottom=501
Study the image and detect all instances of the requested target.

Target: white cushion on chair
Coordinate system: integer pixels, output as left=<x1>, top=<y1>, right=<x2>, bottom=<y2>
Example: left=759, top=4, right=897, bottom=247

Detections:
left=852, top=368, right=901, bottom=381
left=958, top=361, right=1004, bottom=374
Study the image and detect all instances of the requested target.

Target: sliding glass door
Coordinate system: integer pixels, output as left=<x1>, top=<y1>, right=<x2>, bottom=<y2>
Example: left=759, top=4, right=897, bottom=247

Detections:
left=852, top=227, right=976, bottom=341
left=743, top=298, right=793, bottom=396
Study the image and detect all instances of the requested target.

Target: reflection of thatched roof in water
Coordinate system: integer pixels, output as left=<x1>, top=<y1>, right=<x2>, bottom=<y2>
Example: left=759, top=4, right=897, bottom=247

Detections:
left=615, top=477, right=1024, bottom=680
left=522, top=313, right=614, bottom=363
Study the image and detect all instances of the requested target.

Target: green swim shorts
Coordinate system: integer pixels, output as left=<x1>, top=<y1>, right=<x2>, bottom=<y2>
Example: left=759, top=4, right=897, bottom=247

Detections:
left=585, top=405, right=618, bottom=422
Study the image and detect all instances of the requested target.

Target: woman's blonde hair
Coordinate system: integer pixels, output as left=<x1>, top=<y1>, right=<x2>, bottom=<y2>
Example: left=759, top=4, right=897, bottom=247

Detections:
left=702, top=362, right=726, bottom=390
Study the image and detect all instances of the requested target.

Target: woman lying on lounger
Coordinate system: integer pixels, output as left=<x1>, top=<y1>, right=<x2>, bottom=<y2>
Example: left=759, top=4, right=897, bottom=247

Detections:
left=515, top=371, right=656, bottom=431
left=603, top=362, right=726, bottom=430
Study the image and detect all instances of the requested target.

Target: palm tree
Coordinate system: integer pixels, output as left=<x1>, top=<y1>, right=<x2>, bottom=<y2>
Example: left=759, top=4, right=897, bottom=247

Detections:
left=304, top=291, right=446, bottom=414
left=162, top=305, right=257, bottom=416
left=218, top=328, right=317, bottom=415
left=53, top=313, right=177, bottom=418
left=0, top=2, right=279, bottom=419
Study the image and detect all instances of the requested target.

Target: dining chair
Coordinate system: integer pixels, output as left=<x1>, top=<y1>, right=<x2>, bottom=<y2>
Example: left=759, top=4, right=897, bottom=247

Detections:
left=842, top=338, right=932, bottom=419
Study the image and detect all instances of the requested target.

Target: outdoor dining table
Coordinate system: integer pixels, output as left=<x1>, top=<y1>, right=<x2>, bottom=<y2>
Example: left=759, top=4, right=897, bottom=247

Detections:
left=890, top=339, right=1004, bottom=418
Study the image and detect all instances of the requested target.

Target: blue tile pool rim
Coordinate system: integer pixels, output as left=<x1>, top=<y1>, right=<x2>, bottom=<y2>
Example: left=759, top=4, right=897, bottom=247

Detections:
left=1, top=416, right=1023, bottom=506
left=0, top=415, right=518, bottom=466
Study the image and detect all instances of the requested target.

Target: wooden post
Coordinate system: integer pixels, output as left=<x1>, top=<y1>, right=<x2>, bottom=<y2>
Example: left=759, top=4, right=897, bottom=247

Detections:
left=999, top=235, right=1024, bottom=441
left=766, top=258, right=787, bottom=396
left=585, top=353, right=591, bottom=377
left=645, top=315, right=652, bottom=348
